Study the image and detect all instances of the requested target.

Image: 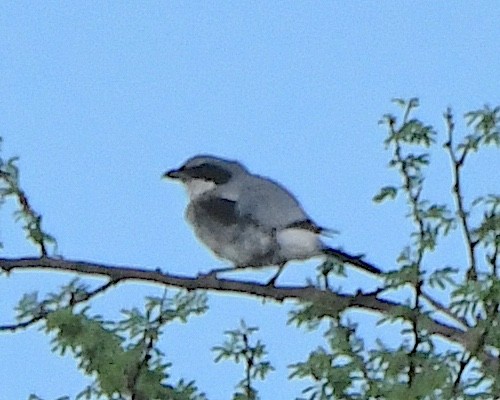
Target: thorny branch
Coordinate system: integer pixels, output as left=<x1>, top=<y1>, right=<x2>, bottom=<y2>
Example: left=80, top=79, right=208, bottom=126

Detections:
left=388, top=100, right=434, bottom=389
left=0, top=257, right=470, bottom=346
left=128, top=295, right=165, bottom=400
left=0, top=166, right=54, bottom=256
left=444, top=109, right=478, bottom=279
left=443, top=107, right=500, bottom=386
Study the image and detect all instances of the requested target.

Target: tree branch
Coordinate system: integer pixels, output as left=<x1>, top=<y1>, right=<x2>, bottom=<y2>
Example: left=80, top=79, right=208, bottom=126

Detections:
left=444, top=109, right=478, bottom=278
left=0, top=277, right=121, bottom=332
left=0, top=257, right=467, bottom=344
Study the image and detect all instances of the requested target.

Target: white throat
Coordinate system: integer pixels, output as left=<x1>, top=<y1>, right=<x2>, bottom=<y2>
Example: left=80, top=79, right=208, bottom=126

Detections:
left=186, top=179, right=216, bottom=200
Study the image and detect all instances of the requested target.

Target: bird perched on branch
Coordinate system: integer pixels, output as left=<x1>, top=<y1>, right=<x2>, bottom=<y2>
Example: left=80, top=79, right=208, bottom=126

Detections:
left=164, top=155, right=380, bottom=285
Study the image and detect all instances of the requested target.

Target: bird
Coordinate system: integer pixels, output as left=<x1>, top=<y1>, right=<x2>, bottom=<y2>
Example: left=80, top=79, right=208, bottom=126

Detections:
left=164, top=155, right=381, bottom=285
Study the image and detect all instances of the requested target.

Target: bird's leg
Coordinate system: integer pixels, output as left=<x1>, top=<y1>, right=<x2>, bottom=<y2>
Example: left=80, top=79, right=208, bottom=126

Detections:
left=266, top=262, right=287, bottom=286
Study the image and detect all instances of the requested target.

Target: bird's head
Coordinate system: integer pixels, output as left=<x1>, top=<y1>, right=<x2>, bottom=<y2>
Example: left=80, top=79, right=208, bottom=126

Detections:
left=164, top=155, right=247, bottom=199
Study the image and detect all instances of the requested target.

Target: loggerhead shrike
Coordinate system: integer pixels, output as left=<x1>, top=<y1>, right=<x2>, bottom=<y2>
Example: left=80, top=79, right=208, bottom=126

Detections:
left=164, top=155, right=380, bottom=285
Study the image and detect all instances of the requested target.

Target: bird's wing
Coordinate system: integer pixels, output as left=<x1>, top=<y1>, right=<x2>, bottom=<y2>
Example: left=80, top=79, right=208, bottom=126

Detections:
left=237, top=176, right=306, bottom=224
left=285, top=219, right=325, bottom=234
left=288, top=220, right=338, bottom=236
left=236, top=175, right=329, bottom=232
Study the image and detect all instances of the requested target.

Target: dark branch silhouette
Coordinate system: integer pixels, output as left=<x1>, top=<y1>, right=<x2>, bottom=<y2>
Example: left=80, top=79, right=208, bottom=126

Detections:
left=1, top=257, right=467, bottom=347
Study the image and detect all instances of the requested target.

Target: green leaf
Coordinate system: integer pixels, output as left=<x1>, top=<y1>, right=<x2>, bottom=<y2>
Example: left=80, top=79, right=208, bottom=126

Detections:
left=373, top=186, right=398, bottom=203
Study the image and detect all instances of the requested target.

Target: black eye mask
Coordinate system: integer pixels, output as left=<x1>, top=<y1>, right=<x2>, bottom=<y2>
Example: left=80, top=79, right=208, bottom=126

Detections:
left=183, top=163, right=232, bottom=184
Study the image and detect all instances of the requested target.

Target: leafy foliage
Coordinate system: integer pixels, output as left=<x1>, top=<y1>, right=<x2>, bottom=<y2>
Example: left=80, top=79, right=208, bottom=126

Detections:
left=213, top=320, right=274, bottom=400
left=0, top=141, right=56, bottom=255
left=288, top=99, right=499, bottom=399
left=15, top=281, right=208, bottom=400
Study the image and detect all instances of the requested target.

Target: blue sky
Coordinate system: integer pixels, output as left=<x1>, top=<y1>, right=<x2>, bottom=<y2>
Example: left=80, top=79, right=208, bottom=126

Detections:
left=1, top=2, right=499, bottom=399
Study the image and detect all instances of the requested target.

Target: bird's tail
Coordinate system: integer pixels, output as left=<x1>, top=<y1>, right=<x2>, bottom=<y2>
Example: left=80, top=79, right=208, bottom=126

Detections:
left=322, top=247, right=381, bottom=275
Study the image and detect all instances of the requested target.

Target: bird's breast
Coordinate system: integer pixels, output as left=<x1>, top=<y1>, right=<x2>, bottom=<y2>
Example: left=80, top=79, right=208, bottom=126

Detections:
left=185, top=202, right=278, bottom=267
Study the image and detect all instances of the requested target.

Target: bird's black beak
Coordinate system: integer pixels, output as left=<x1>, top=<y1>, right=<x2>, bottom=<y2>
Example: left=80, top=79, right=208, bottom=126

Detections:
left=163, top=169, right=183, bottom=180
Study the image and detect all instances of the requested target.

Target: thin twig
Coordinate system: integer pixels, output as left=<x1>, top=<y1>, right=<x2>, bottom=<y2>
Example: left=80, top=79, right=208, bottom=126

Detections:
left=0, top=170, right=49, bottom=256
left=0, top=277, right=121, bottom=332
left=444, top=109, right=477, bottom=279
left=452, top=352, right=472, bottom=394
